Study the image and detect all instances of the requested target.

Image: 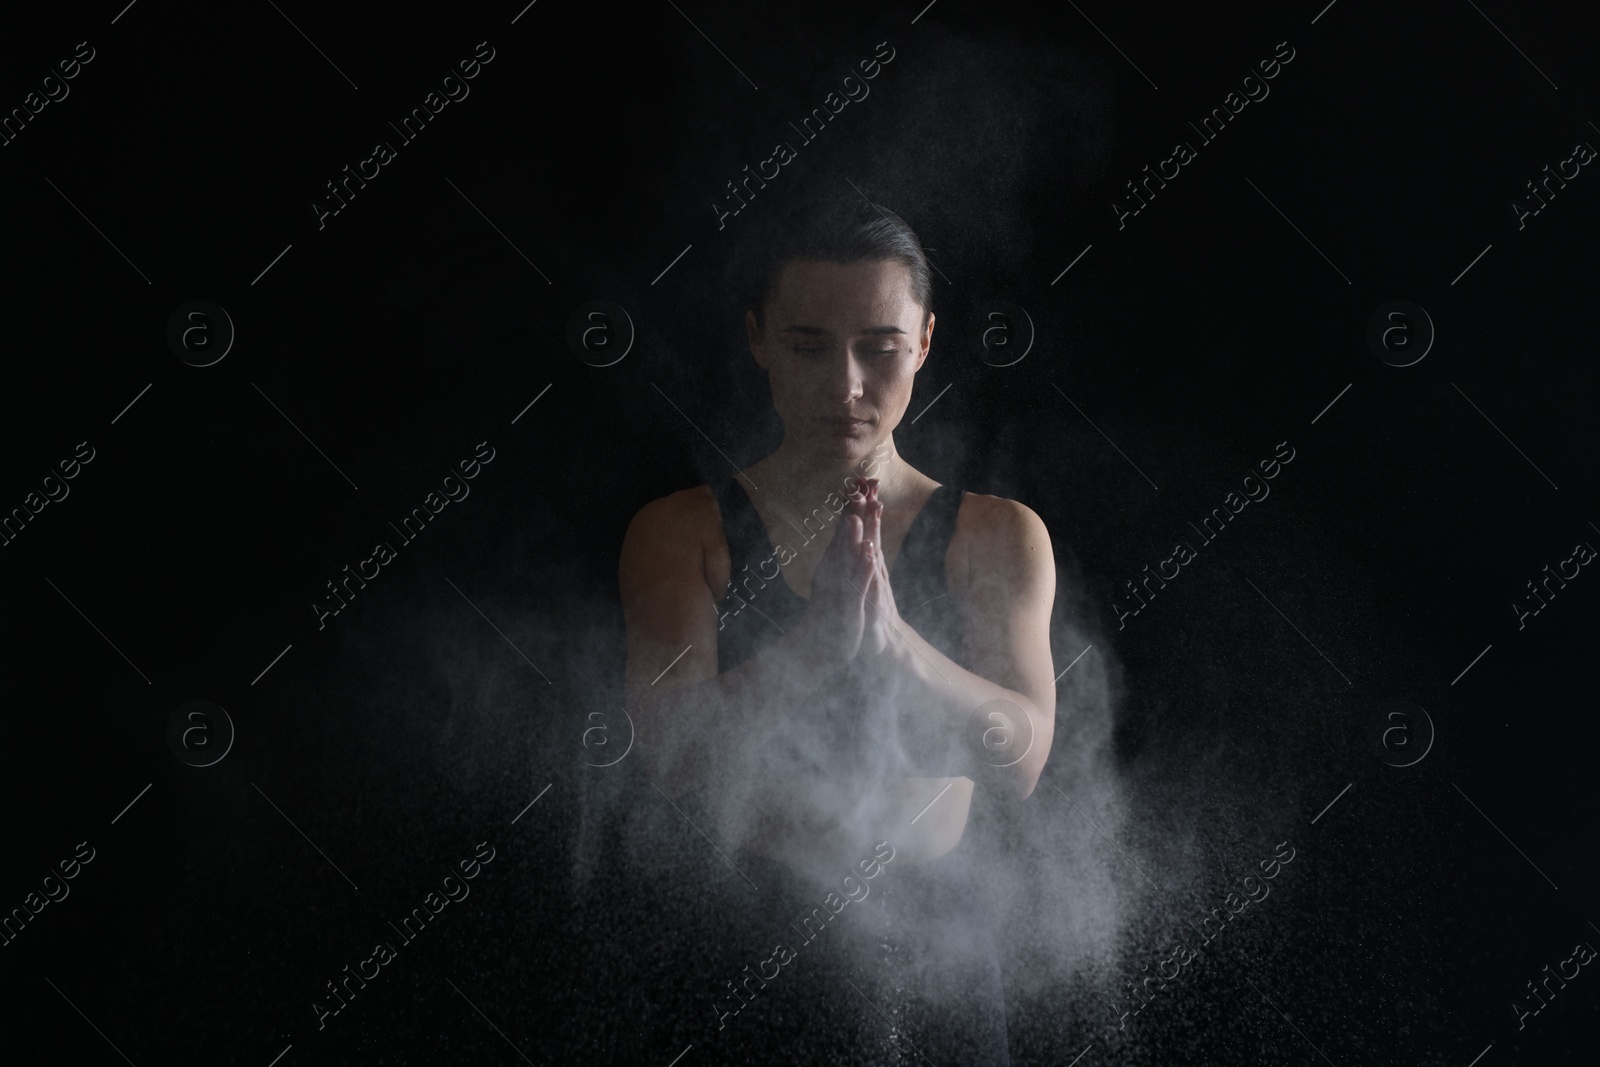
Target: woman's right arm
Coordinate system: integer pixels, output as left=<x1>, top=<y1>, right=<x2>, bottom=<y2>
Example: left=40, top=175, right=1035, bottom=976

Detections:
left=619, top=490, right=870, bottom=800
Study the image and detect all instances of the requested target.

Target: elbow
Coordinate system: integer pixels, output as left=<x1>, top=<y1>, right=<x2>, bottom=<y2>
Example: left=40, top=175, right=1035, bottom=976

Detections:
left=1007, top=755, right=1047, bottom=801
left=966, top=700, right=1052, bottom=800
left=1005, top=711, right=1053, bottom=801
left=977, top=761, right=1042, bottom=803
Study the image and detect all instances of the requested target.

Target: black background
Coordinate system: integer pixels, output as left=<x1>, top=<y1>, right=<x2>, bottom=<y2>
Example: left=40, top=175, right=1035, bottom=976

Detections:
left=2, top=0, right=1596, bottom=1063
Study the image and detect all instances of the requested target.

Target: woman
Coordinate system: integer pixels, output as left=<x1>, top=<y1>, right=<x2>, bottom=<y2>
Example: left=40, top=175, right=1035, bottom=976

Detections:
left=618, top=199, right=1057, bottom=1064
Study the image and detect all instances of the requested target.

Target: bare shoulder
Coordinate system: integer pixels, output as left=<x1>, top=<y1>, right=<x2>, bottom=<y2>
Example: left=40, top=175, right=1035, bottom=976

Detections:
left=619, top=487, right=729, bottom=701
left=952, top=492, right=1051, bottom=555
left=624, top=485, right=720, bottom=537
left=949, top=492, right=1053, bottom=596
left=619, top=486, right=727, bottom=597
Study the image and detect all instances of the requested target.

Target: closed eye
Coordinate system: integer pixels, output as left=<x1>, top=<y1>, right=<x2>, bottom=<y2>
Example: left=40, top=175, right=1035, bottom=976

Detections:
left=789, top=345, right=901, bottom=356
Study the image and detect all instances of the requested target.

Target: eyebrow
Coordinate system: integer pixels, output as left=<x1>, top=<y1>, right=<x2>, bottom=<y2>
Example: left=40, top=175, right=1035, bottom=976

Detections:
left=778, top=325, right=908, bottom=335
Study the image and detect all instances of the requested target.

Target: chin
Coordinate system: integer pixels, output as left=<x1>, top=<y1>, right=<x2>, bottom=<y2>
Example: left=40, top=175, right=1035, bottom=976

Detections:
left=809, top=431, right=878, bottom=456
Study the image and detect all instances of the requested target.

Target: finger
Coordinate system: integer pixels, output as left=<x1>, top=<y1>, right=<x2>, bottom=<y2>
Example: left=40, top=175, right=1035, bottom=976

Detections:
left=869, top=564, right=892, bottom=650
left=829, top=511, right=861, bottom=559
left=849, top=514, right=873, bottom=573
left=872, top=526, right=897, bottom=616
left=865, top=560, right=889, bottom=636
left=858, top=539, right=877, bottom=594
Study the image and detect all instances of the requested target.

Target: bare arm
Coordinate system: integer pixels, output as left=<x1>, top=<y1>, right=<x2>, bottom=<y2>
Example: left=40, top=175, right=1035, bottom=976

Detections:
left=865, top=494, right=1057, bottom=799
left=619, top=490, right=871, bottom=799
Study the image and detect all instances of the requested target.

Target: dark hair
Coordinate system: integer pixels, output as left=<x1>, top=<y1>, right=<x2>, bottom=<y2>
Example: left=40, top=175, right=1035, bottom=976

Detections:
left=737, top=196, right=933, bottom=332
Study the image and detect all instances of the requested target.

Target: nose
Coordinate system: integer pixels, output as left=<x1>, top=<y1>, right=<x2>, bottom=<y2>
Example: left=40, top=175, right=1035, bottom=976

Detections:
left=833, top=349, right=865, bottom=405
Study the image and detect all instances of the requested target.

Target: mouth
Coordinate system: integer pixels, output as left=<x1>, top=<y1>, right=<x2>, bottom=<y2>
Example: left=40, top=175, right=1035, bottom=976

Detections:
left=818, top=417, right=873, bottom=435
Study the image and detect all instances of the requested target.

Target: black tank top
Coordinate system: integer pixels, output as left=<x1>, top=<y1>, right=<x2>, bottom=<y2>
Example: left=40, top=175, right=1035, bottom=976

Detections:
left=708, top=477, right=968, bottom=672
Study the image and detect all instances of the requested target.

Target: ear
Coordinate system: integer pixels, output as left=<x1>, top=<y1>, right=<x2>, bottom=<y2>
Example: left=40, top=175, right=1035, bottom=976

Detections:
left=914, top=311, right=935, bottom=372
left=746, top=309, right=770, bottom=370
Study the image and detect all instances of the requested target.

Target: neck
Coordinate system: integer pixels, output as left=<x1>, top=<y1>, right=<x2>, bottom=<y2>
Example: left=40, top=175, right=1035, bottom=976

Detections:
left=756, top=434, right=906, bottom=513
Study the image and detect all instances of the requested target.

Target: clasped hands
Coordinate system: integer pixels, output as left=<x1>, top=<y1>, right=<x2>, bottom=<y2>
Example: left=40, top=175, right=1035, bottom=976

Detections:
left=805, top=477, right=913, bottom=675
left=854, top=479, right=908, bottom=659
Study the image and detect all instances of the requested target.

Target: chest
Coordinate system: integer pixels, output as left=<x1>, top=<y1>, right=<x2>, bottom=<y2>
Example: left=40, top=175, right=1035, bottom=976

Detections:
left=705, top=495, right=971, bottom=609
left=767, top=506, right=918, bottom=600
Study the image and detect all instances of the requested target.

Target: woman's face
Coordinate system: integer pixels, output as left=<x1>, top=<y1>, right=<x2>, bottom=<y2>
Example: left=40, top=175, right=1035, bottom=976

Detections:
left=747, top=258, right=934, bottom=460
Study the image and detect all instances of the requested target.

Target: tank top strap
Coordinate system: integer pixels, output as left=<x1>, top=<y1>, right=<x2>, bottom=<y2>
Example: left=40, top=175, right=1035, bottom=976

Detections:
left=891, top=484, right=964, bottom=596
left=708, top=476, right=772, bottom=577
left=709, top=476, right=808, bottom=674
left=890, top=486, right=965, bottom=663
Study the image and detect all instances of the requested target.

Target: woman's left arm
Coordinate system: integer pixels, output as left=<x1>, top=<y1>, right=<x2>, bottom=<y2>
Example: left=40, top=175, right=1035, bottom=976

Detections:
left=866, top=492, right=1058, bottom=799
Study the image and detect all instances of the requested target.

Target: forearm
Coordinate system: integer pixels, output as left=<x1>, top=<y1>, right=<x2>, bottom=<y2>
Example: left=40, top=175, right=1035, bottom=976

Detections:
left=634, top=615, right=841, bottom=798
left=880, top=627, right=1051, bottom=799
